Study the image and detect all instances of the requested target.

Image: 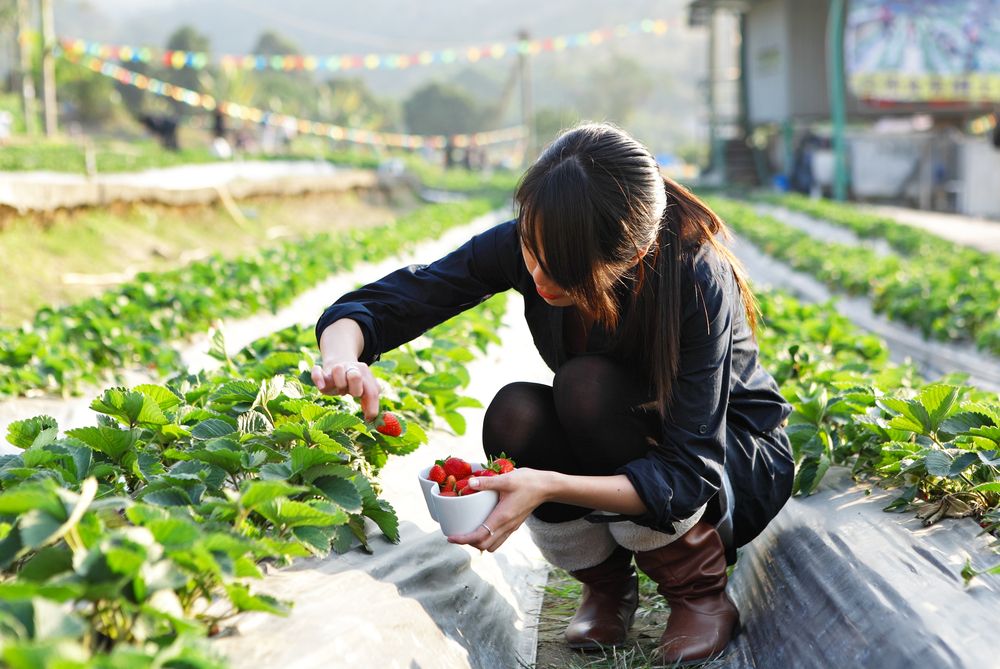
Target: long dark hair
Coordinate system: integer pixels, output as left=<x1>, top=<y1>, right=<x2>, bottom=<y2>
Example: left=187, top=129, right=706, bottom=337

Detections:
left=515, top=122, right=758, bottom=416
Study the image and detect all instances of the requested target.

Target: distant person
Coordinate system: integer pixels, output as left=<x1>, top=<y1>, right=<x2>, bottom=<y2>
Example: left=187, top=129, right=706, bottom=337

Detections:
left=0, top=111, right=11, bottom=146
left=311, top=123, right=794, bottom=665
left=138, top=114, right=180, bottom=151
left=212, top=108, right=227, bottom=140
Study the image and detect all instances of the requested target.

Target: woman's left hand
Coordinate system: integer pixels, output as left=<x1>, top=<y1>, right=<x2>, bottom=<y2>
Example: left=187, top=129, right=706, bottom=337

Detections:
left=446, top=467, right=554, bottom=552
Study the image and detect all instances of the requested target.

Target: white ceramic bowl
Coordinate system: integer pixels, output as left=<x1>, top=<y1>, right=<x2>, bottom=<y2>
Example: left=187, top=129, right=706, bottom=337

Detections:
left=416, top=464, right=441, bottom=521
left=429, top=485, right=499, bottom=537
left=416, top=462, right=499, bottom=535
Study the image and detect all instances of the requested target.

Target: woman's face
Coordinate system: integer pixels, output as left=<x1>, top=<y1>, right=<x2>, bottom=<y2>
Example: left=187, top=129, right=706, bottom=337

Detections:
left=520, top=238, right=577, bottom=307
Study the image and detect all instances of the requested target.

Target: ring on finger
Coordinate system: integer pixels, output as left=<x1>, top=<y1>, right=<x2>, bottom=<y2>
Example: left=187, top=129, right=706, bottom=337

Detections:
left=480, top=522, right=495, bottom=537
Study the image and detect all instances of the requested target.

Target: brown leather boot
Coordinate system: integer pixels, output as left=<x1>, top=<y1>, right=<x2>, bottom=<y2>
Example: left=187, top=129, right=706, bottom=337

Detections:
left=633, top=521, right=739, bottom=666
left=564, top=545, right=639, bottom=650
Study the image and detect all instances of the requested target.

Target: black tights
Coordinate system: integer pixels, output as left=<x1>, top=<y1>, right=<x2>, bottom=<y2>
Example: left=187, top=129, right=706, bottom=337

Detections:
left=482, top=355, right=661, bottom=523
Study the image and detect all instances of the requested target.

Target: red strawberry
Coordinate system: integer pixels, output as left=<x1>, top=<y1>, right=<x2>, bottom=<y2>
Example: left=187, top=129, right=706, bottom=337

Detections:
left=428, top=464, right=446, bottom=484
left=375, top=412, right=402, bottom=437
left=458, top=485, right=478, bottom=496
left=490, top=453, right=515, bottom=474
left=442, top=475, right=457, bottom=492
left=455, top=478, right=471, bottom=494
left=472, top=469, right=497, bottom=477
left=439, top=457, right=472, bottom=480
left=439, top=489, right=458, bottom=497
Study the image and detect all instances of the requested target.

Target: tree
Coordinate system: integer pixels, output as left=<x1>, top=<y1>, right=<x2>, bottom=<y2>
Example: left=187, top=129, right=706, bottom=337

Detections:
left=160, top=25, right=212, bottom=118
left=319, top=77, right=396, bottom=130
left=253, top=31, right=300, bottom=56
left=403, top=82, right=484, bottom=136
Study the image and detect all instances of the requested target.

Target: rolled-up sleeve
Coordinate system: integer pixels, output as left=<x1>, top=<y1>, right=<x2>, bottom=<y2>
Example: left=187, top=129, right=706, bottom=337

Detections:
left=615, top=254, right=734, bottom=531
left=315, top=220, right=520, bottom=364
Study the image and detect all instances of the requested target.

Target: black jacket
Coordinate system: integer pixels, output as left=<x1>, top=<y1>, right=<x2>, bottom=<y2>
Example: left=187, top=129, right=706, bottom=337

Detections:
left=316, top=219, right=794, bottom=547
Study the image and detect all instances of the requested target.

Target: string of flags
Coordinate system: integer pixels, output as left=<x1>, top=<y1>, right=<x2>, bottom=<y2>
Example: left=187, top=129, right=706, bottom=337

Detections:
left=58, top=18, right=670, bottom=72
left=62, top=52, right=528, bottom=149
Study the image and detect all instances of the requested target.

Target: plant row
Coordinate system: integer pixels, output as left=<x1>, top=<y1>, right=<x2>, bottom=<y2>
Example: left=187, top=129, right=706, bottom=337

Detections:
left=0, top=199, right=498, bottom=398
left=710, top=197, right=1000, bottom=355
left=756, top=291, right=1000, bottom=582
left=760, top=192, right=996, bottom=260
left=0, top=142, right=219, bottom=174
left=0, top=292, right=507, bottom=667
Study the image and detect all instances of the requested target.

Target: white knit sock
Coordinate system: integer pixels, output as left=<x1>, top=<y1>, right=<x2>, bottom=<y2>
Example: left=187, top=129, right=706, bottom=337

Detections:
left=524, top=515, right=619, bottom=572
left=608, top=505, right=707, bottom=553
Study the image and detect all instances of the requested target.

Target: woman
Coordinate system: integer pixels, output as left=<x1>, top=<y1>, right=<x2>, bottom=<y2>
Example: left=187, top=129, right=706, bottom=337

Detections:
left=312, top=123, right=794, bottom=665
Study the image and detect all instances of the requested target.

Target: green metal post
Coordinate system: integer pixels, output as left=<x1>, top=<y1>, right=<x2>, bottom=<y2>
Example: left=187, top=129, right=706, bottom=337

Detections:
left=827, top=0, right=849, bottom=201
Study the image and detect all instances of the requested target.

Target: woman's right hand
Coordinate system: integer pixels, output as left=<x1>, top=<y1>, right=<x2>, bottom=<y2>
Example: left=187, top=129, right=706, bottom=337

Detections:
left=311, top=360, right=381, bottom=421
left=312, top=319, right=381, bottom=421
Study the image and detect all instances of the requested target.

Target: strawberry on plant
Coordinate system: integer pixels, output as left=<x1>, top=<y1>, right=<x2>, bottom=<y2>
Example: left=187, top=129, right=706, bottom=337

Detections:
left=375, top=411, right=402, bottom=437
left=428, top=464, right=446, bottom=484
left=439, top=456, right=472, bottom=480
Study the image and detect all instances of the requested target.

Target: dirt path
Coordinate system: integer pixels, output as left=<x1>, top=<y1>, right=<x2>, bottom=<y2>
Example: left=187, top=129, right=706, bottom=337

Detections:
left=861, top=203, right=1000, bottom=254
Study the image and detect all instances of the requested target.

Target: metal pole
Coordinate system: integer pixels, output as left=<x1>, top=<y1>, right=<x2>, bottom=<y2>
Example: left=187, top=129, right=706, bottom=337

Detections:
left=517, top=29, right=534, bottom=163
left=827, top=0, right=848, bottom=201
left=16, top=0, right=37, bottom=136
left=40, top=0, right=57, bottom=137
left=707, top=8, right=725, bottom=182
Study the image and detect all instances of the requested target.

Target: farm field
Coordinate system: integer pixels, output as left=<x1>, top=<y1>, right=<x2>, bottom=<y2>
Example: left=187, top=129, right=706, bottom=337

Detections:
left=0, top=160, right=997, bottom=667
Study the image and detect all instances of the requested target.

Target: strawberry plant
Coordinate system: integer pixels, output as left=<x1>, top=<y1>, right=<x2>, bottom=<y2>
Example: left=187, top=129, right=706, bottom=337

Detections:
left=710, top=197, right=1000, bottom=356
left=0, top=293, right=507, bottom=664
left=0, top=199, right=501, bottom=398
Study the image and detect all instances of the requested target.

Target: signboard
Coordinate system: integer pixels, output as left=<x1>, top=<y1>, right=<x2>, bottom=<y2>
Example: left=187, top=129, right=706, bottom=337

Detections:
left=846, top=0, right=1000, bottom=102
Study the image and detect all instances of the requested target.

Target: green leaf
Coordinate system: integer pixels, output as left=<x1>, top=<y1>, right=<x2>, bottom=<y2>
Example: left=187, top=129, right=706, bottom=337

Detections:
left=19, top=546, right=73, bottom=582
left=919, top=384, right=962, bottom=432
left=146, top=518, right=200, bottom=548
left=923, top=450, right=952, bottom=477
left=416, top=372, right=463, bottom=392
left=90, top=387, right=168, bottom=427
left=940, top=411, right=991, bottom=437
left=793, top=453, right=831, bottom=495
left=31, top=597, right=88, bottom=640
left=948, top=451, right=979, bottom=476
left=5, top=416, right=58, bottom=450
left=256, top=499, right=348, bottom=529
left=209, top=380, right=259, bottom=406
left=443, top=411, right=466, bottom=435
left=290, top=446, right=343, bottom=475
left=970, top=482, right=1000, bottom=494
left=190, top=419, right=236, bottom=440
left=239, top=480, right=309, bottom=509
left=363, top=498, right=400, bottom=543
left=312, top=411, right=362, bottom=434
left=312, top=477, right=363, bottom=514
left=878, top=397, right=932, bottom=435
left=0, top=485, right=64, bottom=518
left=65, top=426, right=138, bottom=462
left=225, top=583, right=289, bottom=615
left=19, top=510, right=64, bottom=550
left=133, top=384, right=183, bottom=414
left=291, top=525, right=336, bottom=556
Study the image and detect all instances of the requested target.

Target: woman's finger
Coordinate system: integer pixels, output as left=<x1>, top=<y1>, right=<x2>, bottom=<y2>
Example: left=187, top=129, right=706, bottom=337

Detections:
left=311, top=365, right=326, bottom=391
left=329, top=363, right=348, bottom=393
left=345, top=365, right=365, bottom=398
left=360, top=374, right=381, bottom=422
